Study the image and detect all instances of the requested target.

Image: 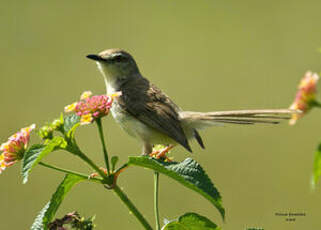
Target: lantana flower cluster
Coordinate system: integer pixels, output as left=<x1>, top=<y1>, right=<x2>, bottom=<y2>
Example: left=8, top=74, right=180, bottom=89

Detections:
left=0, top=124, right=35, bottom=173
left=65, top=91, right=121, bottom=125
left=289, top=71, right=320, bottom=125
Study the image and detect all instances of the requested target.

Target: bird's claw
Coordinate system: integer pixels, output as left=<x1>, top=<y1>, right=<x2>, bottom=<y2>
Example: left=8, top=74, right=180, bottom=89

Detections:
left=149, top=145, right=174, bottom=162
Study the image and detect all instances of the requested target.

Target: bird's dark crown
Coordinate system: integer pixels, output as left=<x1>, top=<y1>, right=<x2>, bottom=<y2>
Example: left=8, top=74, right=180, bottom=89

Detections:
left=99, top=49, right=133, bottom=62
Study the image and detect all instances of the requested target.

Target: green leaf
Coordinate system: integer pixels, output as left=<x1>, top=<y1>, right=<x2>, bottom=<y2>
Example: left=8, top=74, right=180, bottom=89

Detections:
left=22, top=137, right=66, bottom=184
left=111, top=156, right=119, bottom=171
left=162, top=212, right=220, bottom=230
left=312, top=143, right=321, bottom=188
left=31, top=202, right=50, bottom=230
left=30, top=174, right=85, bottom=230
left=63, top=114, right=80, bottom=138
left=246, top=228, right=264, bottom=230
left=128, top=157, right=224, bottom=220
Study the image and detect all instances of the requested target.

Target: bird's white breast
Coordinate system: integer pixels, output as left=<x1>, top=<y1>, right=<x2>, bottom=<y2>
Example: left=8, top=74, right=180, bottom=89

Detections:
left=110, top=99, right=176, bottom=145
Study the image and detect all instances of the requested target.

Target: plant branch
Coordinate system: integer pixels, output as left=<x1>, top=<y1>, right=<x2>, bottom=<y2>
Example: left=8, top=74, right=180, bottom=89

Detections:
left=96, top=118, right=111, bottom=176
left=313, top=100, right=321, bottom=108
left=68, top=145, right=108, bottom=181
left=154, top=171, right=161, bottom=230
left=38, top=162, right=103, bottom=184
left=113, top=185, right=153, bottom=230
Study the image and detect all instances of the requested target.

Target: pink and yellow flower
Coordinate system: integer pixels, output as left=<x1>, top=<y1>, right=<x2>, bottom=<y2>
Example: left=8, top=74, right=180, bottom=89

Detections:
left=64, top=91, right=121, bottom=125
left=289, top=71, right=319, bottom=125
left=0, top=124, right=36, bottom=173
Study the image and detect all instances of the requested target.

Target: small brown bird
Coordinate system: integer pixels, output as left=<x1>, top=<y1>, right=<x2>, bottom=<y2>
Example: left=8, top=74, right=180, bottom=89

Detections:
left=87, top=49, right=296, bottom=157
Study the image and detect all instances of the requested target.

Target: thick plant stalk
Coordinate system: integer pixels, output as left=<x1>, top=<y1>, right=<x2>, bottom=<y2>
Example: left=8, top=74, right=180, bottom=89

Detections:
left=96, top=118, right=111, bottom=176
left=113, top=185, right=153, bottom=230
left=73, top=147, right=108, bottom=180
left=154, top=171, right=161, bottom=230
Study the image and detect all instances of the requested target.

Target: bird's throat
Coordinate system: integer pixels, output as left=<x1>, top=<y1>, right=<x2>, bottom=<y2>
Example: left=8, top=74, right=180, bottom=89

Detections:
left=96, top=62, right=120, bottom=94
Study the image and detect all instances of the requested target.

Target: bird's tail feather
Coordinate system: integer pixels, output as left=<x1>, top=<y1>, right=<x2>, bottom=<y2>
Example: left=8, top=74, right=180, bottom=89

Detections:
left=180, top=109, right=299, bottom=129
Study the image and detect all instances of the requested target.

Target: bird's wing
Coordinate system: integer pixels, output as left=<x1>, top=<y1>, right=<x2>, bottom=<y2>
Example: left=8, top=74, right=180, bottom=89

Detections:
left=117, top=78, right=192, bottom=152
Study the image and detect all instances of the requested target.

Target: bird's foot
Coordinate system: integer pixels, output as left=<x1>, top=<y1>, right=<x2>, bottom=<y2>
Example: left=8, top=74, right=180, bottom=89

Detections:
left=149, top=145, right=174, bottom=162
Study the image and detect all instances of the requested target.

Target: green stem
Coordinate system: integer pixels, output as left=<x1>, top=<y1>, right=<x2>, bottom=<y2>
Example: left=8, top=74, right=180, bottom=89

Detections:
left=113, top=185, right=153, bottom=230
left=154, top=172, right=161, bottom=230
left=38, top=162, right=103, bottom=184
left=96, top=118, right=111, bottom=176
left=69, top=146, right=108, bottom=180
left=313, top=100, right=321, bottom=108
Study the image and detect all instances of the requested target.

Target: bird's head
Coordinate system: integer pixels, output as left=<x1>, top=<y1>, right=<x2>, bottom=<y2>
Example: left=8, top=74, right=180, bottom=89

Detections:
left=87, top=48, right=140, bottom=82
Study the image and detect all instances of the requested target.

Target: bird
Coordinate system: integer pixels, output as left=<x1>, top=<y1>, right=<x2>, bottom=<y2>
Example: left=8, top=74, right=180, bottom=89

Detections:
left=86, top=48, right=297, bottom=158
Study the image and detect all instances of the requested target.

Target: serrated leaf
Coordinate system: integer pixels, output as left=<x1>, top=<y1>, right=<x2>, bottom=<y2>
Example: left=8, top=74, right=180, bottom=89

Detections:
left=30, top=174, right=85, bottom=230
left=22, top=137, right=66, bottom=184
left=162, top=212, right=220, bottom=230
left=128, top=157, right=224, bottom=220
left=31, top=202, right=50, bottom=230
left=312, top=143, right=321, bottom=188
left=63, top=114, right=80, bottom=138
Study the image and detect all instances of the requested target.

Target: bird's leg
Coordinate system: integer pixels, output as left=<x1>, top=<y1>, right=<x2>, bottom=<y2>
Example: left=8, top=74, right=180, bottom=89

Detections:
left=142, top=142, right=153, bottom=155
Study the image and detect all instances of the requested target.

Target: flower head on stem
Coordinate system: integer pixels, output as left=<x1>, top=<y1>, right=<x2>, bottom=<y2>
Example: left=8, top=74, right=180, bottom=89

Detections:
left=64, top=91, right=121, bottom=125
left=0, top=124, right=36, bottom=173
left=289, top=71, right=320, bottom=125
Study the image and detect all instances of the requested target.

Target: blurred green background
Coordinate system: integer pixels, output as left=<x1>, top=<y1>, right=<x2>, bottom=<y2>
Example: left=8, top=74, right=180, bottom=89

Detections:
left=1, top=0, right=321, bottom=229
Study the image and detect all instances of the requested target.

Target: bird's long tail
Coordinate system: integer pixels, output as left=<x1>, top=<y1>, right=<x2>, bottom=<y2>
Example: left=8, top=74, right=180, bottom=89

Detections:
left=180, top=109, right=299, bottom=129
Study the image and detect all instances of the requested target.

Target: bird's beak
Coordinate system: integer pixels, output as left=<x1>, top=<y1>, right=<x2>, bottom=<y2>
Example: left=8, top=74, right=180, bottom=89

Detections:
left=86, top=54, right=105, bottom=61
